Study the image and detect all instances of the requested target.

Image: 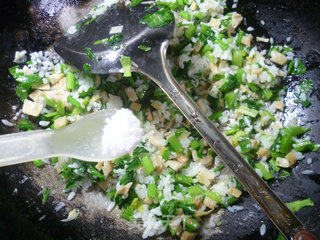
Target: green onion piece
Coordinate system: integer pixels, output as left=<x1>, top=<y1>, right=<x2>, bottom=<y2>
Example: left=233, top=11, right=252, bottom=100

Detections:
left=141, top=155, right=154, bottom=175
left=237, top=105, right=259, bottom=118
left=232, top=50, right=245, bottom=67
left=179, top=11, right=191, bottom=21
left=287, top=58, right=306, bottom=75
left=162, top=149, right=171, bottom=160
left=83, top=63, right=91, bottom=72
left=87, top=165, right=105, bottom=182
left=147, top=184, right=157, bottom=199
left=183, top=216, right=199, bottom=232
left=201, top=44, right=212, bottom=54
left=209, top=111, right=222, bottom=120
left=18, top=118, right=35, bottom=131
left=269, top=159, right=280, bottom=172
left=121, top=207, right=134, bottom=221
left=66, top=72, right=77, bottom=91
left=51, top=157, right=59, bottom=164
left=216, top=39, right=229, bottom=51
left=174, top=174, right=192, bottom=186
left=262, top=89, right=273, bottom=100
left=67, top=96, right=82, bottom=109
left=42, top=187, right=50, bottom=205
left=138, top=45, right=151, bottom=51
left=56, top=100, right=65, bottom=116
left=156, top=1, right=178, bottom=10
left=205, top=191, right=222, bottom=203
left=33, top=159, right=44, bottom=167
left=187, top=185, right=203, bottom=197
left=255, top=162, right=274, bottom=180
left=130, top=0, right=143, bottom=7
left=168, top=135, right=183, bottom=153
left=185, top=25, right=196, bottom=39
left=120, top=55, right=132, bottom=77
left=214, top=164, right=225, bottom=172
left=236, top=30, right=245, bottom=46
left=93, top=39, right=102, bottom=45
left=193, top=12, right=203, bottom=20
left=224, top=92, right=237, bottom=109
left=225, top=125, right=239, bottom=136
left=83, top=47, right=95, bottom=60
left=238, top=136, right=252, bottom=153
left=44, top=96, right=56, bottom=108
left=285, top=198, right=314, bottom=212
left=179, top=202, right=196, bottom=215
left=293, top=140, right=320, bottom=152
left=175, top=127, right=186, bottom=137
left=190, top=140, right=201, bottom=150
left=140, top=8, right=174, bottom=28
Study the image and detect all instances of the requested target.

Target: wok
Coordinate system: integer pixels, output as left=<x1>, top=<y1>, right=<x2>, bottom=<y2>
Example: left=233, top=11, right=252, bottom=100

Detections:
left=0, top=0, right=319, bottom=239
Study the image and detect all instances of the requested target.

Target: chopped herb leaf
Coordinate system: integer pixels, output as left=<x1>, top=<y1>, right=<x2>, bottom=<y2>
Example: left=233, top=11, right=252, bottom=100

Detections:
left=140, top=8, right=174, bottom=28
left=42, top=187, right=50, bottom=205
left=18, top=118, right=35, bottom=131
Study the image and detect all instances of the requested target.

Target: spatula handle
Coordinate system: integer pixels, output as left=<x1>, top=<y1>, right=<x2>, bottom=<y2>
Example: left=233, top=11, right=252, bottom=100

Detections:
left=138, top=40, right=316, bottom=240
left=0, top=130, right=53, bottom=167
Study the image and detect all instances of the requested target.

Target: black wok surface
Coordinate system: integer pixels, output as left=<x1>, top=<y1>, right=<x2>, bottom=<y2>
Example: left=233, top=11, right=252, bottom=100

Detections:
left=0, top=0, right=319, bottom=239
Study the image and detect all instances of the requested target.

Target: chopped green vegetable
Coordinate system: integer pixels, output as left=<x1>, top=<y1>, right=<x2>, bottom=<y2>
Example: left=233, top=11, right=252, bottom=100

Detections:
left=179, top=11, right=191, bottom=21
left=293, top=140, right=320, bottom=152
left=285, top=198, right=314, bottom=212
left=130, top=0, right=143, bottom=7
left=83, top=63, right=91, bottom=72
left=187, top=185, right=203, bottom=197
left=174, top=174, right=192, bottom=186
left=120, top=56, right=132, bottom=77
left=183, top=216, right=199, bottom=232
left=147, top=184, right=157, bottom=199
left=138, top=45, right=151, bottom=51
left=84, top=47, right=95, bottom=61
left=33, top=159, right=44, bottom=167
left=214, top=164, right=225, bottom=172
left=18, top=118, right=35, bottom=131
left=67, top=96, right=82, bottom=109
left=42, top=187, right=50, bottom=205
left=287, top=58, right=306, bottom=75
left=205, top=191, right=222, bottom=203
left=66, top=72, right=77, bottom=91
left=238, top=136, right=252, bottom=153
left=237, top=105, right=259, bottom=118
left=255, top=162, right=274, bottom=180
left=108, top=34, right=123, bottom=45
left=168, top=135, right=183, bottom=153
left=141, top=155, right=154, bottom=175
left=294, top=79, right=313, bottom=107
left=141, top=8, right=174, bottom=28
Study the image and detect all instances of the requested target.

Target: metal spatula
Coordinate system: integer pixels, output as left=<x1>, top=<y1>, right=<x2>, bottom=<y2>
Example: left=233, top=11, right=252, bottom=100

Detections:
left=54, top=2, right=317, bottom=240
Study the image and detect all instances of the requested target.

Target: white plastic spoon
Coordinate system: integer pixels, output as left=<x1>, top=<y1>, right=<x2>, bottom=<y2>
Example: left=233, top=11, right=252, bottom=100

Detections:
left=0, top=108, right=143, bottom=167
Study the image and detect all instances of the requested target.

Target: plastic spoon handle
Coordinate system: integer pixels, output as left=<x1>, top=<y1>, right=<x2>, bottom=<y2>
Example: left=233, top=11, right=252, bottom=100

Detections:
left=138, top=41, right=317, bottom=240
left=0, top=130, right=53, bottom=167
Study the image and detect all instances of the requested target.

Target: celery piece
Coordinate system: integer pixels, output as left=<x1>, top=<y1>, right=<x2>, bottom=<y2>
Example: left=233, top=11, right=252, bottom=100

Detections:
left=237, top=105, right=259, bottom=118
left=183, top=216, right=199, bottom=232
left=187, top=185, right=203, bottom=197
left=205, top=191, right=223, bottom=203
left=67, top=96, right=82, bottom=109
left=141, top=155, right=154, bottom=175
left=120, top=55, right=132, bottom=77
left=174, top=174, right=192, bottom=186
left=147, top=184, right=157, bottom=199
left=236, top=30, right=245, bottom=46
left=66, top=72, right=77, bottom=91
left=168, top=135, right=183, bottom=153
left=255, top=162, right=274, bottom=180
left=185, top=25, right=196, bottom=39
left=285, top=198, right=314, bottom=212
left=18, top=118, right=35, bottom=131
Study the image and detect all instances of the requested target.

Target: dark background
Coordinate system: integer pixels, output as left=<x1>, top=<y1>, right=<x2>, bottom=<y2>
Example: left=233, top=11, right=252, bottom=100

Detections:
left=0, top=0, right=319, bottom=239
